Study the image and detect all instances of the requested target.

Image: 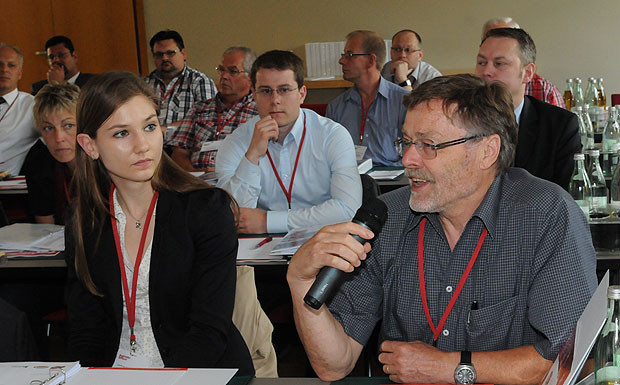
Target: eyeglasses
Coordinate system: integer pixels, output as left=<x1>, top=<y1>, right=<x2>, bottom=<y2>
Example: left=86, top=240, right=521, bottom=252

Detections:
left=215, top=65, right=246, bottom=76
left=153, top=49, right=180, bottom=59
left=394, top=135, right=486, bottom=159
left=255, top=86, right=298, bottom=98
left=340, top=52, right=371, bottom=59
left=391, top=47, right=422, bottom=54
left=47, top=51, right=71, bottom=61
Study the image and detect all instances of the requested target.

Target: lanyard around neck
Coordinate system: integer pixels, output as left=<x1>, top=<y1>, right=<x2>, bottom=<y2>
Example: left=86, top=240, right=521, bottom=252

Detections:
left=215, top=106, right=242, bottom=140
left=159, top=76, right=182, bottom=101
left=109, top=184, right=159, bottom=354
left=359, top=103, right=370, bottom=144
left=417, top=217, right=487, bottom=341
left=265, top=112, right=306, bottom=209
left=0, top=93, right=19, bottom=125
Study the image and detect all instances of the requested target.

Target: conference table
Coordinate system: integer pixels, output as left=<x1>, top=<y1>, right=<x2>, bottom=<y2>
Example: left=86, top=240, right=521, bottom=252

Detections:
left=229, top=376, right=394, bottom=384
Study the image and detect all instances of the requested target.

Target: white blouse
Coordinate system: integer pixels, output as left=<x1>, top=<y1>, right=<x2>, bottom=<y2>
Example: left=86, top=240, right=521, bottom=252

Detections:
left=112, top=189, right=164, bottom=367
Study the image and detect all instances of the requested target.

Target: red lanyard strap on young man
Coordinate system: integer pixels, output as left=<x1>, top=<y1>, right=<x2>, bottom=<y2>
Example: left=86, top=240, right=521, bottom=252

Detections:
left=266, top=112, right=307, bottom=209
left=109, top=184, right=159, bottom=355
left=417, top=217, right=487, bottom=341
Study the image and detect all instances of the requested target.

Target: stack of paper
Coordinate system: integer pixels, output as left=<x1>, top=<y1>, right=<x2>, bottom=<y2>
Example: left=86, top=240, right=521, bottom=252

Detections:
left=0, top=223, right=65, bottom=257
left=270, top=225, right=322, bottom=256
left=236, top=237, right=286, bottom=263
left=0, top=361, right=81, bottom=385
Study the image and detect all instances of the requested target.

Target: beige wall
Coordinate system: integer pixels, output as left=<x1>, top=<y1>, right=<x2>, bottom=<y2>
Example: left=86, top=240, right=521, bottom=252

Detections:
left=144, top=0, right=620, bottom=103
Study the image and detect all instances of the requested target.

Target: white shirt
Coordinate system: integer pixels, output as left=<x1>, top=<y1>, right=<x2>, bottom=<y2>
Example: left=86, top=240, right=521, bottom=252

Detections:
left=112, top=190, right=164, bottom=368
left=0, top=88, right=38, bottom=176
left=66, top=72, right=80, bottom=84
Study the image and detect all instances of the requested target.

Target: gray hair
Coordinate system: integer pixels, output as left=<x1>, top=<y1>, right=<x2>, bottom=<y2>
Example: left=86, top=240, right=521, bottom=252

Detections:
left=0, top=43, right=24, bottom=67
left=223, top=46, right=257, bottom=74
left=482, top=17, right=520, bottom=36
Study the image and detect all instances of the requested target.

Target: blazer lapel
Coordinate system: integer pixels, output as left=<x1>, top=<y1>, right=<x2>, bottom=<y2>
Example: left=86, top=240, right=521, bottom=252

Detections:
left=149, top=190, right=171, bottom=292
left=515, top=96, right=538, bottom=167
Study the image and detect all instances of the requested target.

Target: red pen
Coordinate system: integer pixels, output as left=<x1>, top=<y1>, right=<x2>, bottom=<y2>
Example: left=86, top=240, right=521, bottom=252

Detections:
left=256, top=236, right=273, bottom=248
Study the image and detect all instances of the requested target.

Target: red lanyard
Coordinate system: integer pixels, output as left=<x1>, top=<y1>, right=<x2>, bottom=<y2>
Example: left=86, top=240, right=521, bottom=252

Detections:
left=359, top=103, right=370, bottom=143
left=0, top=93, right=19, bottom=125
left=109, top=184, right=159, bottom=354
left=159, top=77, right=182, bottom=101
left=215, top=107, right=242, bottom=140
left=265, top=113, right=306, bottom=209
left=417, top=217, right=487, bottom=341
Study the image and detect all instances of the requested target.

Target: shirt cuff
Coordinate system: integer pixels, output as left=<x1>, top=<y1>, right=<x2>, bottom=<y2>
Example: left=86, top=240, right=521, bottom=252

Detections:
left=267, top=210, right=289, bottom=233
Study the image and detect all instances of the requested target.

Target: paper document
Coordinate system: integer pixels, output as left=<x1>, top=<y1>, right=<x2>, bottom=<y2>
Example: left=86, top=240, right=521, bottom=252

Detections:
left=0, top=361, right=81, bottom=385
left=0, top=223, right=65, bottom=251
left=368, top=169, right=404, bottom=180
left=270, top=225, right=322, bottom=256
left=237, top=237, right=285, bottom=262
left=0, top=175, right=27, bottom=190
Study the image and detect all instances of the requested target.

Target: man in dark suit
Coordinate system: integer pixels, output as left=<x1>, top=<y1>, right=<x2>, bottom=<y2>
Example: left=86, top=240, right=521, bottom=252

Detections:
left=476, top=27, right=580, bottom=191
left=31, top=36, right=94, bottom=95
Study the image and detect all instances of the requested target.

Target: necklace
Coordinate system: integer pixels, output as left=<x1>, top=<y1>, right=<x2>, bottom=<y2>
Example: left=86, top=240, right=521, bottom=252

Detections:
left=117, top=193, right=150, bottom=229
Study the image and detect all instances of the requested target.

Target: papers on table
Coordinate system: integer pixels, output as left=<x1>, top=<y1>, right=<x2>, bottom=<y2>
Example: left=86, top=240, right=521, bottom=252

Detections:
left=237, top=236, right=285, bottom=263
left=269, top=225, right=322, bottom=256
left=538, top=271, right=609, bottom=385
left=0, top=175, right=27, bottom=190
left=0, top=361, right=81, bottom=385
left=0, top=364, right=237, bottom=385
left=0, top=223, right=64, bottom=252
left=368, top=169, right=405, bottom=180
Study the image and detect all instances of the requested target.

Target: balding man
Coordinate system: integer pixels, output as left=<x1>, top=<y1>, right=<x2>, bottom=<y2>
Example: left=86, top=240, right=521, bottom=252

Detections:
left=482, top=17, right=566, bottom=109
left=0, top=43, right=38, bottom=176
left=381, top=29, right=441, bottom=91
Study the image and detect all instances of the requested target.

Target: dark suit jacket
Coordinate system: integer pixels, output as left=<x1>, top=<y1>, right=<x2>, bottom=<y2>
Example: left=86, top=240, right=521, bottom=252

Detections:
left=31, top=72, right=95, bottom=95
left=516, top=95, right=582, bottom=191
left=65, top=188, right=254, bottom=374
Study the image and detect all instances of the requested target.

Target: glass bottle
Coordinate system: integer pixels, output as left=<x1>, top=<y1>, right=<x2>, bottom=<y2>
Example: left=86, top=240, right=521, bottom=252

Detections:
left=586, top=77, right=601, bottom=109
left=599, top=77, right=607, bottom=108
left=587, top=149, right=609, bottom=218
left=564, top=78, right=574, bottom=111
left=576, top=106, right=596, bottom=150
left=574, top=77, right=585, bottom=108
left=594, top=286, right=620, bottom=385
left=569, top=153, right=592, bottom=217
left=611, top=146, right=620, bottom=216
left=603, top=107, right=620, bottom=177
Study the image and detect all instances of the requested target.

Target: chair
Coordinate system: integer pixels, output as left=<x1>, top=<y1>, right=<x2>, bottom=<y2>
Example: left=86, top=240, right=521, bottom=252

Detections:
left=301, top=103, right=328, bottom=117
left=0, top=298, right=38, bottom=361
left=0, top=201, right=9, bottom=227
left=360, top=173, right=381, bottom=205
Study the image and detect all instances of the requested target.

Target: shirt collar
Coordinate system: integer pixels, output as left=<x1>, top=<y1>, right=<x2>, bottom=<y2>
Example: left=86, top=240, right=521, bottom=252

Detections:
left=66, top=72, right=80, bottom=84
left=286, top=110, right=306, bottom=145
left=514, top=98, right=525, bottom=125
left=154, top=65, right=187, bottom=84
left=1, top=88, right=18, bottom=104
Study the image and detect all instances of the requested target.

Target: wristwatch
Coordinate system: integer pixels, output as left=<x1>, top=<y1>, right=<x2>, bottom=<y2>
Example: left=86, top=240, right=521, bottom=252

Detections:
left=398, top=78, right=412, bottom=87
left=454, top=351, right=476, bottom=384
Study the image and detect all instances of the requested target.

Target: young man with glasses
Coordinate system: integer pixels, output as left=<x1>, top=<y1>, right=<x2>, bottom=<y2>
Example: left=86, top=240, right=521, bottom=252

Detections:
left=144, top=30, right=216, bottom=131
left=169, top=47, right=258, bottom=171
left=327, top=30, right=409, bottom=167
left=287, top=74, right=596, bottom=384
left=216, top=50, right=361, bottom=234
left=381, top=29, right=442, bottom=91
left=31, top=36, right=94, bottom=96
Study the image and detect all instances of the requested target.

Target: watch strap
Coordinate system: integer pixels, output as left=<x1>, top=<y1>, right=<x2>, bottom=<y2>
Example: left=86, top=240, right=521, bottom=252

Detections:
left=461, top=350, right=472, bottom=365
left=398, top=78, right=412, bottom=87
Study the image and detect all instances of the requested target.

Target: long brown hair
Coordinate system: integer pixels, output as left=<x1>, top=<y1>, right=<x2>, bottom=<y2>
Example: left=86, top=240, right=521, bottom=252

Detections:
left=71, top=71, right=219, bottom=295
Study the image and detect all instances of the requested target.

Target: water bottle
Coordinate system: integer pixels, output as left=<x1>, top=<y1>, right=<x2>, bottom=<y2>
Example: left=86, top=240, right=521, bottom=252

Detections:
left=599, top=77, right=607, bottom=108
left=594, top=286, right=620, bottom=385
left=576, top=106, right=595, bottom=150
left=574, top=77, right=585, bottom=108
left=603, top=107, right=620, bottom=177
left=569, top=153, right=592, bottom=217
left=610, top=146, right=620, bottom=216
left=587, top=149, right=609, bottom=218
left=564, top=78, right=574, bottom=110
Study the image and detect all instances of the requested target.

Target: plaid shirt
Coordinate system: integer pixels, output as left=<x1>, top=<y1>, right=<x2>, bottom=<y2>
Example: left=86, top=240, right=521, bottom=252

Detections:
left=329, top=168, right=597, bottom=360
left=168, top=93, right=258, bottom=169
left=144, top=65, right=217, bottom=126
left=525, top=73, right=566, bottom=109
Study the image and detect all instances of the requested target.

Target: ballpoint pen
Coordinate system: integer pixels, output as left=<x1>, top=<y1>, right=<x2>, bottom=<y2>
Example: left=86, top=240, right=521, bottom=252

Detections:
left=255, top=236, right=273, bottom=248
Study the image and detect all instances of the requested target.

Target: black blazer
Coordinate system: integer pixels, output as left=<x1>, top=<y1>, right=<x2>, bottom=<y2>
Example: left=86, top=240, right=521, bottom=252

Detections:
left=31, top=72, right=95, bottom=95
left=65, top=188, right=254, bottom=375
left=516, top=95, right=582, bottom=191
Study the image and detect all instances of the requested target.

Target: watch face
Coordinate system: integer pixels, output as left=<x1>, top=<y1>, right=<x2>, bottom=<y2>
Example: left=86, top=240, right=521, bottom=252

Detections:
left=456, top=367, right=475, bottom=384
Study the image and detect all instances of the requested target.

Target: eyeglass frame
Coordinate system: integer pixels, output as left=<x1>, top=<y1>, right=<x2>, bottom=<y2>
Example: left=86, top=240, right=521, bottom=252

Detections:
left=255, top=86, right=299, bottom=98
left=47, top=51, right=72, bottom=62
left=394, top=134, right=486, bottom=159
left=152, top=49, right=180, bottom=59
left=340, top=52, right=371, bottom=59
left=215, top=65, right=247, bottom=76
left=390, top=47, right=422, bottom=54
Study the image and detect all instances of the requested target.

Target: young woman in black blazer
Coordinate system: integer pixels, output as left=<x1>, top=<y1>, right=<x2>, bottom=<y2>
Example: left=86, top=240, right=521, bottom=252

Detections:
left=66, top=71, right=253, bottom=374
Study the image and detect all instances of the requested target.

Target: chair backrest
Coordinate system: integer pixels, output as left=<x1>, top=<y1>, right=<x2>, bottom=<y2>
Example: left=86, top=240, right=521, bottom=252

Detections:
left=360, top=174, right=381, bottom=205
left=301, top=103, right=328, bottom=117
left=0, top=201, right=9, bottom=227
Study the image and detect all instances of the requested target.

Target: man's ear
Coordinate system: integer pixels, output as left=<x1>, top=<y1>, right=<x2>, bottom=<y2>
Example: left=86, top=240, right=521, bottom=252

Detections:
left=480, top=134, right=501, bottom=171
left=522, top=62, right=536, bottom=84
left=76, top=133, right=98, bottom=159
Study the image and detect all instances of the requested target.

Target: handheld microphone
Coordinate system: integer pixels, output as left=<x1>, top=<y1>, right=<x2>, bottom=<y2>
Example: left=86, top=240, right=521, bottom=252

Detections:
left=303, top=198, right=388, bottom=310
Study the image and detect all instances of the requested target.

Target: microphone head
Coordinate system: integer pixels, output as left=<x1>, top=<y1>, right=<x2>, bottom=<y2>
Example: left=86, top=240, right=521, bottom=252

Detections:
left=352, top=198, right=388, bottom=235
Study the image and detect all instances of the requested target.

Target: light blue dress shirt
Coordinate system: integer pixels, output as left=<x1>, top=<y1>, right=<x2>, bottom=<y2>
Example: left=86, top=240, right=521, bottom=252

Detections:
left=514, top=98, right=525, bottom=125
left=216, top=108, right=362, bottom=233
left=326, top=77, right=409, bottom=167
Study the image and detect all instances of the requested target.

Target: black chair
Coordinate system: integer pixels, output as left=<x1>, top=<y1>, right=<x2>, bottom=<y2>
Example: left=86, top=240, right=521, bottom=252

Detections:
left=360, top=173, right=381, bottom=205
left=0, top=201, right=8, bottom=227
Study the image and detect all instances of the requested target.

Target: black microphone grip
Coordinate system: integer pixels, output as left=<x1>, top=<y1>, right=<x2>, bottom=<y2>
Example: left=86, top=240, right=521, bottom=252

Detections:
left=303, top=199, right=387, bottom=310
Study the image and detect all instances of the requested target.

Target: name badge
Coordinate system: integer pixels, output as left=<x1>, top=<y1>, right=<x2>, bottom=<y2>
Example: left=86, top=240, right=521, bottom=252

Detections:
left=354, top=145, right=368, bottom=162
left=165, top=126, right=176, bottom=141
left=113, top=347, right=152, bottom=368
left=200, top=141, right=222, bottom=153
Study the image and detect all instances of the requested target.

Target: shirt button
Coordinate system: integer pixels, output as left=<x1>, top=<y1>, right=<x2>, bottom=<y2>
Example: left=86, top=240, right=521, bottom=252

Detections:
left=442, top=329, right=450, bottom=336
left=446, top=286, right=453, bottom=292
